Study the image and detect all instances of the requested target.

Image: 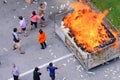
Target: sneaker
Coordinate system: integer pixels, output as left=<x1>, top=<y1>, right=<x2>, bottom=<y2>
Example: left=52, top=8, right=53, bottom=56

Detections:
left=41, top=47, right=45, bottom=49
left=20, top=52, right=25, bottom=54
left=24, top=35, right=28, bottom=37
left=41, top=25, right=45, bottom=27
left=13, top=48, right=17, bottom=50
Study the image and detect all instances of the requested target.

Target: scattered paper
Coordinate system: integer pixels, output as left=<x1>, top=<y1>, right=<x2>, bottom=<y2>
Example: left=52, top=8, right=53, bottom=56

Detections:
left=70, top=58, right=73, bottom=60
left=54, top=55, right=56, bottom=58
left=22, top=8, right=26, bottom=10
left=38, top=57, right=42, bottom=60
left=80, top=75, right=83, bottom=78
left=63, top=77, right=66, bottom=80
left=66, top=1, right=69, bottom=6
left=51, top=52, right=54, bottom=55
left=25, top=6, right=27, bottom=8
left=60, top=5, right=64, bottom=9
left=14, top=16, right=16, bottom=19
left=3, top=48, right=8, bottom=52
left=51, top=6, right=54, bottom=9
left=49, top=49, right=52, bottom=53
left=50, top=12, right=52, bottom=14
left=73, top=59, right=76, bottom=62
left=44, top=1, right=47, bottom=6
left=104, top=75, right=108, bottom=77
left=67, top=59, right=70, bottom=63
left=59, top=10, right=62, bottom=13
left=63, top=63, right=67, bottom=66
left=76, top=65, right=81, bottom=70
left=109, top=7, right=112, bottom=11
left=87, top=71, right=95, bottom=75
left=17, top=2, right=20, bottom=4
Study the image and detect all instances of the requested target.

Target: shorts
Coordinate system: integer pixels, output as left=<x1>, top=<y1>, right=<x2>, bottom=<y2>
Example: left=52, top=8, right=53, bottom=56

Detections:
left=13, top=41, right=21, bottom=48
left=22, top=28, right=26, bottom=31
left=41, top=16, right=45, bottom=21
left=31, top=21, right=37, bottom=28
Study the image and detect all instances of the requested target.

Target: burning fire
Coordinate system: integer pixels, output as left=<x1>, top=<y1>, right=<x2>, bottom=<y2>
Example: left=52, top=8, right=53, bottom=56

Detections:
left=63, top=2, right=117, bottom=52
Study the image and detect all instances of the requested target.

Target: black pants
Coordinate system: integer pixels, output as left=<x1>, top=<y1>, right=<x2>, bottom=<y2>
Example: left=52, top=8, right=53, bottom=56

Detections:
left=31, top=21, right=37, bottom=28
left=50, top=75, right=55, bottom=80
left=13, top=75, right=18, bottom=80
left=40, top=42, right=46, bottom=49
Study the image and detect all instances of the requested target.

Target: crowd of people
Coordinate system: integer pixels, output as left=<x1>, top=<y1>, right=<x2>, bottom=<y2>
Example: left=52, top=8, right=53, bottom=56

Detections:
left=12, top=62, right=63, bottom=80
left=11, top=1, right=64, bottom=80
left=12, top=2, right=47, bottom=54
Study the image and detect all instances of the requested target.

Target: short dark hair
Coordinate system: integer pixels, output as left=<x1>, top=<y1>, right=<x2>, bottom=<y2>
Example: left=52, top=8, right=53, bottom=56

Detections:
left=49, top=62, right=53, bottom=67
left=39, top=29, right=43, bottom=34
left=40, top=3, right=43, bottom=6
left=32, top=11, right=36, bottom=15
left=19, top=16, right=23, bottom=20
left=34, top=67, right=39, bottom=72
left=13, top=28, right=17, bottom=32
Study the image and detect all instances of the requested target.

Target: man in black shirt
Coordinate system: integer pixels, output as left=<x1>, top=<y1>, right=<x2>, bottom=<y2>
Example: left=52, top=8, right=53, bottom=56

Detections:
left=33, top=67, right=42, bottom=80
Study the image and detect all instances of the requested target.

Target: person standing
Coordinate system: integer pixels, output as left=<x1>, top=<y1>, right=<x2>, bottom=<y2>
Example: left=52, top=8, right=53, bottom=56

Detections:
left=12, top=64, right=19, bottom=80
left=38, top=29, right=46, bottom=49
left=18, top=16, right=28, bottom=37
left=12, top=28, right=24, bottom=54
left=33, top=67, right=42, bottom=80
left=38, top=2, right=46, bottom=27
left=47, top=63, right=64, bottom=80
left=30, top=11, right=43, bottom=30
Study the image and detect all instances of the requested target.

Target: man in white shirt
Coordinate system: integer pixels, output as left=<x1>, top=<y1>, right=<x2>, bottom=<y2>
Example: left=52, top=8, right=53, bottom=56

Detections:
left=12, top=64, right=19, bottom=80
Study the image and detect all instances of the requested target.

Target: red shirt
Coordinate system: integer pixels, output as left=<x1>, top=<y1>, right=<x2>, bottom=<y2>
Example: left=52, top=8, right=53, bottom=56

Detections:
left=30, top=14, right=40, bottom=22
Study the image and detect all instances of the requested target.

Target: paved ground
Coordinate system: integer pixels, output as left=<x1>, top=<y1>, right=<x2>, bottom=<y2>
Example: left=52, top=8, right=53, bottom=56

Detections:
left=0, top=0, right=120, bottom=80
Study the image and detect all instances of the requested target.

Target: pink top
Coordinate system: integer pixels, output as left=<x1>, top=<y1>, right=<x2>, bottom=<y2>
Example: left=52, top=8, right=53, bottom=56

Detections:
left=30, top=14, right=40, bottom=22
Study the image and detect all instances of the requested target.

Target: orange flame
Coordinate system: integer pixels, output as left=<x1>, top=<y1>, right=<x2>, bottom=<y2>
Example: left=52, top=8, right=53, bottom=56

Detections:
left=63, top=2, right=117, bottom=52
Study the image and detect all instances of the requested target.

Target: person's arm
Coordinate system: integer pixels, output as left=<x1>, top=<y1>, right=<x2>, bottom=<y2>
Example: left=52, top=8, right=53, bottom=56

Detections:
left=19, top=22, right=22, bottom=28
left=38, top=70, right=42, bottom=76
left=58, top=64, right=64, bottom=69
left=38, top=34, right=41, bottom=42
left=18, top=70, right=20, bottom=77
left=43, top=4, right=46, bottom=10
left=37, top=14, right=43, bottom=19
left=14, top=33, right=21, bottom=40
left=39, top=72, right=42, bottom=76
left=16, top=68, right=20, bottom=77
left=41, top=5, right=46, bottom=11
left=46, top=66, right=49, bottom=71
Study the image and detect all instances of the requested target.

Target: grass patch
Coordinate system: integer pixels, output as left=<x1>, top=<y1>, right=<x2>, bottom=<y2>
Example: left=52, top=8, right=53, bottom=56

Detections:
left=91, top=0, right=120, bottom=30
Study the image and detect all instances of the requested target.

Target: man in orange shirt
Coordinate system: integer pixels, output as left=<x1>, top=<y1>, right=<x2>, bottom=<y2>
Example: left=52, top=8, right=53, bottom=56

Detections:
left=38, top=29, right=47, bottom=49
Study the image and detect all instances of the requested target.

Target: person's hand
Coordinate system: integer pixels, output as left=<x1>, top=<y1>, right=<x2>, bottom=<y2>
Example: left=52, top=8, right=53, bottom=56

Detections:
left=18, top=38, right=22, bottom=40
left=41, top=14, right=44, bottom=17
left=58, top=64, right=65, bottom=69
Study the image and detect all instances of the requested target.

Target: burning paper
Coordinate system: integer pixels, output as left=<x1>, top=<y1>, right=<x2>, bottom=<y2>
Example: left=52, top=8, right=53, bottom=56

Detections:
left=63, top=2, right=117, bottom=53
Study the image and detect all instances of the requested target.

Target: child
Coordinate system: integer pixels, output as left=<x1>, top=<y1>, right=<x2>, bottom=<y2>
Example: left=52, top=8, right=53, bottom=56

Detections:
left=38, top=3, right=46, bottom=27
left=18, top=16, right=28, bottom=37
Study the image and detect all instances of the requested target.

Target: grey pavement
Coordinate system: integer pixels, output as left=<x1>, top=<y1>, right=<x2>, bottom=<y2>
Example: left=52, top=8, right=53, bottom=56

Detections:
left=0, top=0, right=120, bottom=80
